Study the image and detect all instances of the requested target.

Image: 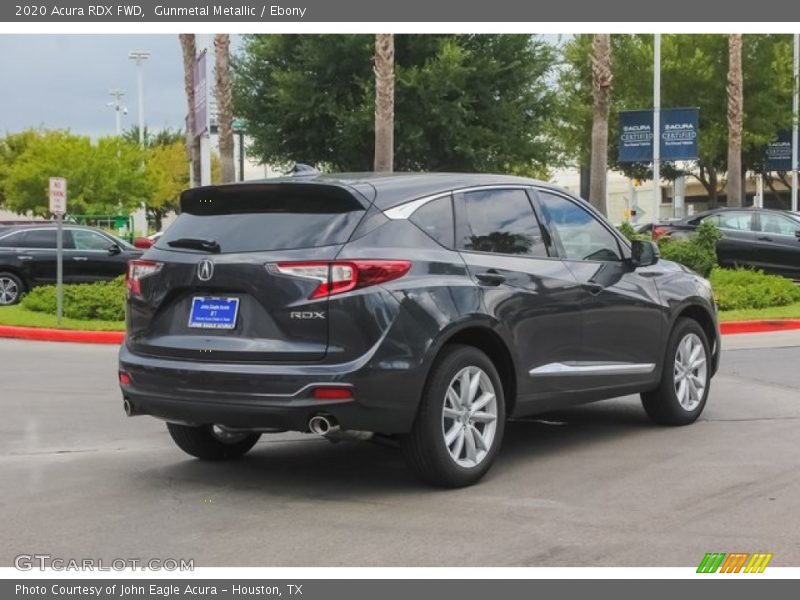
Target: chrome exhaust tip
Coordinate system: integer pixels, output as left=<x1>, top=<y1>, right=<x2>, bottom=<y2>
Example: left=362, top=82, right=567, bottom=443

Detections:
left=308, top=415, right=339, bottom=436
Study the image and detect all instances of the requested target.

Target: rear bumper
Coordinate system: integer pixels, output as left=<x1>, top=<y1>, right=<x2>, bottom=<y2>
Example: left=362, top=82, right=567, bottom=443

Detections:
left=118, top=344, right=423, bottom=434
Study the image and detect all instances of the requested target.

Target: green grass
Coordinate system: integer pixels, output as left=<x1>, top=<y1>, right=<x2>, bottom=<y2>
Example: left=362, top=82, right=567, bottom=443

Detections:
left=718, top=302, right=800, bottom=322
left=0, top=305, right=124, bottom=331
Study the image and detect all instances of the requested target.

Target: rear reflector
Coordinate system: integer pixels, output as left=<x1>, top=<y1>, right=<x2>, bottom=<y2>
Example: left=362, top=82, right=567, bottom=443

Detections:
left=312, top=387, right=354, bottom=400
left=126, top=260, right=162, bottom=296
left=273, top=260, right=411, bottom=299
left=118, top=372, right=132, bottom=386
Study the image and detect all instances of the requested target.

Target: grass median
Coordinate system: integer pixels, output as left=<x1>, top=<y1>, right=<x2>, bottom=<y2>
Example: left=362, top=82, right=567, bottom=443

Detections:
left=718, top=302, right=800, bottom=323
left=0, top=305, right=124, bottom=331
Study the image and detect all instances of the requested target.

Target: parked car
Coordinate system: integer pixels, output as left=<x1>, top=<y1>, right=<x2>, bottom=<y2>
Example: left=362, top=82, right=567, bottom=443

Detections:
left=119, top=173, right=720, bottom=487
left=0, top=224, right=142, bottom=305
left=642, top=208, right=800, bottom=278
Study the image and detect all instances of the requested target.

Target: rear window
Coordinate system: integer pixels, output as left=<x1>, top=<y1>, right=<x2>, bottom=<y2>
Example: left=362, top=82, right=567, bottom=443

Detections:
left=158, top=184, right=366, bottom=253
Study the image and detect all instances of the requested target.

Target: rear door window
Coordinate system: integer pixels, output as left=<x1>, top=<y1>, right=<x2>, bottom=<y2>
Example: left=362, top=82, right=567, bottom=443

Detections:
left=158, top=185, right=366, bottom=254
left=458, top=189, right=548, bottom=257
left=706, top=212, right=753, bottom=231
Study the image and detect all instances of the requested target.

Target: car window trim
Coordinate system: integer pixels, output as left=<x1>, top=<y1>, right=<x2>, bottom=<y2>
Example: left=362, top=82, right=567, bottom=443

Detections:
left=0, top=227, right=75, bottom=250
left=453, top=186, right=553, bottom=259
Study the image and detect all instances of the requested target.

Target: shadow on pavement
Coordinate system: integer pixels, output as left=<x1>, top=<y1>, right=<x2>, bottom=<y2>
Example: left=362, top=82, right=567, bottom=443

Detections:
left=136, top=398, right=656, bottom=495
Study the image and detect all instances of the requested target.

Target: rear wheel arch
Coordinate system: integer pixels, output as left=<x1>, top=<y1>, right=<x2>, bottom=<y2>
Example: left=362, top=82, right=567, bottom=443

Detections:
left=427, top=324, right=518, bottom=419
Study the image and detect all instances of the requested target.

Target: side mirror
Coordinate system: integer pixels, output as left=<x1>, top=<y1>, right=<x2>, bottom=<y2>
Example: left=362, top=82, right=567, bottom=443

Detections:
left=630, top=240, right=659, bottom=268
left=107, top=243, right=122, bottom=255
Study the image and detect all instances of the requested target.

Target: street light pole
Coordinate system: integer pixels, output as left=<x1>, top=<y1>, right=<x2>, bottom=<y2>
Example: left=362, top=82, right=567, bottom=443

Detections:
left=653, top=33, right=661, bottom=222
left=128, top=50, right=151, bottom=147
left=106, top=88, right=126, bottom=136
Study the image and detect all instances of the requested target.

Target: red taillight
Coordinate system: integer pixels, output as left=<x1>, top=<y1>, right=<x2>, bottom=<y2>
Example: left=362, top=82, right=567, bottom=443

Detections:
left=273, top=260, right=411, bottom=299
left=652, top=226, right=669, bottom=241
left=126, top=259, right=162, bottom=296
left=119, top=372, right=132, bottom=386
left=312, top=387, right=354, bottom=400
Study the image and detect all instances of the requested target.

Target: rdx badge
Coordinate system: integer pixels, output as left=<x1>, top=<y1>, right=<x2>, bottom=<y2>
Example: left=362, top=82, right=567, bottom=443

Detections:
left=290, top=311, right=325, bottom=319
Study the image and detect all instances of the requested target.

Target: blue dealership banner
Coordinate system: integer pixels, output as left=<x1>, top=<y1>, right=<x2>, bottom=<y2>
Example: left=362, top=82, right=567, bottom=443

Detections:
left=618, top=108, right=699, bottom=163
left=764, top=129, right=794, bottom=171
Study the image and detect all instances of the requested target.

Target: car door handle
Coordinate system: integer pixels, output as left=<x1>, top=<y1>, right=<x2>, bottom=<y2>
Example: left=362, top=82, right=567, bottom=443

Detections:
left=583, top=282, right=604, bottom=295
left=72, top=256, right=89, bottom=261
left=17, top=255, right=33, bottom=261
left=756, top=236, right=773, bottom=242
left=475, top=270, right=505, bottom=286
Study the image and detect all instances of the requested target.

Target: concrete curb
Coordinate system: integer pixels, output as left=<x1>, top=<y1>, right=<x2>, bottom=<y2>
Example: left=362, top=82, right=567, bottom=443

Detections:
left=0, top=325, right=124, bottom=345
left=719, top=319, right=800, bottom=335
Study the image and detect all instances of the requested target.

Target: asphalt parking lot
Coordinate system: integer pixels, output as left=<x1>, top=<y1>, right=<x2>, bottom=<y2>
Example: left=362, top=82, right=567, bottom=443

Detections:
left=1, top=333, right=799, bottom=567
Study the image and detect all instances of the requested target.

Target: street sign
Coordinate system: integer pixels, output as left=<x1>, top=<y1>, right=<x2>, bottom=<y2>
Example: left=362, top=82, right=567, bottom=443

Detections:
left=193, top=51, right=208, bottom=136
left=765, top=130, right=794, bottom=171
left=49, top=177, right=67, bottom=214
left=618, top=108, right=699, bottom=163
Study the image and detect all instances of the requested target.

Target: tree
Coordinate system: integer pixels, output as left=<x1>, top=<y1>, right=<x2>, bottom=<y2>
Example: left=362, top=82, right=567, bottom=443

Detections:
left=146, top=141, right=188, bottom=230
left=214, top=34, right=236, bottom=183
left=122, top=126, right=185, bottom=148
left=726, top=34, right=744, bottom=208
left=233, top=34, right=558, bottom=175
left=373, top=34, right=395, bottom=172
left=589, top=34, right=612, bottom=215
left=0, top=129, right=40, bottom=206
left=2, top=130, right=150, bottom=216
left=179, top=34, right=201, bottom=187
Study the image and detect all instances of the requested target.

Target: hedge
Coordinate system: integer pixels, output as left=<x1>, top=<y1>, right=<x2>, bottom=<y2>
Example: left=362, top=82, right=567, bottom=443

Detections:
left=709, top=268, right=800, bottom=311
left=21, top=276, right=126, bottom=322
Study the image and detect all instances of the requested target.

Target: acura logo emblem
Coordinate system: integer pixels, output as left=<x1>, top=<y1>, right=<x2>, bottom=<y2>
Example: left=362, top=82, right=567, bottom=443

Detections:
left=197, top=259, right=214, bottom=281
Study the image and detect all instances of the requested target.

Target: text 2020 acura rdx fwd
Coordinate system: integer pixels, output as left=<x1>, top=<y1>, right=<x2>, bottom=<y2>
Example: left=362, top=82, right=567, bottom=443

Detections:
left=119, top=172, right=720, bottom=487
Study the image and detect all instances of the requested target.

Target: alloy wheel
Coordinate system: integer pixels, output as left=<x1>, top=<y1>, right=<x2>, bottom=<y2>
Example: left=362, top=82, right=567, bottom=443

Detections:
left=441, top=366, right=498, bottom=468
left=673, top=333, right=707, bottom=411
left=0, top=277, right=19, bottom=305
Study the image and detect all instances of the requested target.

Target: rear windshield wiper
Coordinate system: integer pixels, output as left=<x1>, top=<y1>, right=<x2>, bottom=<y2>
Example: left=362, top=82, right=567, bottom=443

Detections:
left=166, top=238, right=221, bottom=253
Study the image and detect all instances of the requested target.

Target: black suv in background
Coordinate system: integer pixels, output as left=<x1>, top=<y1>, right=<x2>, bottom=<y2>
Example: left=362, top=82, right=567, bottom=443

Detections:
left=119, top=173, right=720, bottom=487
left=0, top=224, right=141, bottom=305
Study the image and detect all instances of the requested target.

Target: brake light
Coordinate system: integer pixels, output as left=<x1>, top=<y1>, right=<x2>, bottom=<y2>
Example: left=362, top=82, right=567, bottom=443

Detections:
left=652, top=226, right=669, bottom=241
left=273, top=260, right=411, bottom=299
left=126, top=260, right=162, bottom=296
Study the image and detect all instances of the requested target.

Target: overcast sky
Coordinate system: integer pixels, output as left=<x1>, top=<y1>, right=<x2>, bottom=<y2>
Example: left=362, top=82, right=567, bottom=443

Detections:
left=0, top=35, right=238, bottom=138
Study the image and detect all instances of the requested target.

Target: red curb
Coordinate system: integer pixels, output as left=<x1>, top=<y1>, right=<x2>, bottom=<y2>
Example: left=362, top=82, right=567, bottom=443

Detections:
left=720, top=319, right=800, bottom=335
left=0, top=325, right=124, bottom=344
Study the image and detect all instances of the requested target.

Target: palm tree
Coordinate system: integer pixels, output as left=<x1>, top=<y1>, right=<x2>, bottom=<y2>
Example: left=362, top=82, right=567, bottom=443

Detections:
left=214, top=34, right=236, bottom=183
left=373, top=34, right=395, bottom=172
left=726, top=34, right=744, bottom=208
left=589, top=34, right=612, bottom=216
left=179, top=34, right=201, bottom=187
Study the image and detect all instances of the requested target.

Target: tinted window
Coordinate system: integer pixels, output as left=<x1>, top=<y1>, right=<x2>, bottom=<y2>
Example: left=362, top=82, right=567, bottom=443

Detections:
left=18, top=229, right=58, bottom=249
left=160, top=187, right=365, bottom=253
left=410, top=195, right=454, bottom=247
left=758, top=213, right=799, bottom=236
left=706, top=212, right=752, bottom=231
left=537, top=192, right=622, bottom=262
left=0, top=231, right=25, bottom=247
left=72, top=229, right=112, bottom=250
left=460, top=189, right=547, bottom=256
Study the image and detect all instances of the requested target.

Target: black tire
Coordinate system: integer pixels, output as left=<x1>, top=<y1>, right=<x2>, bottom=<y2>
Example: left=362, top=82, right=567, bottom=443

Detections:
left=401, top=344, right=506, bottom=488
left=0, top=272, right=25, bottom=306
left=166, top=423, right=261, bottom=460
left=641, top=318, right=712, bottom=426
